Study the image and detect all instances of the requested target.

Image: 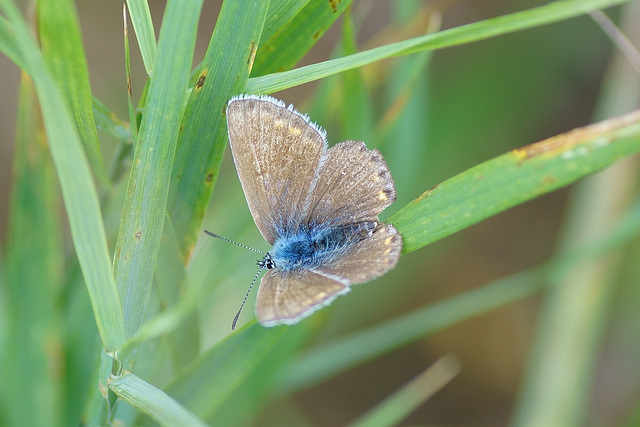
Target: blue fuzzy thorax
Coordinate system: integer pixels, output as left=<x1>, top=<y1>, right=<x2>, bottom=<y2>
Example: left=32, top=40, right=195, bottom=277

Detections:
left=270, top=223, right=375, bottom=271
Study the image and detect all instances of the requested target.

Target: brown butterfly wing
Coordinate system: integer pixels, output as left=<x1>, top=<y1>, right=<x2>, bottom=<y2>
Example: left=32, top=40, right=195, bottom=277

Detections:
left=255, top=268, right=349, bottom=326
left=304, top=140, right=397, bottom=229
left=227, top=96, right=325, bottom=245
left=313, top=223, right=402, bottom=285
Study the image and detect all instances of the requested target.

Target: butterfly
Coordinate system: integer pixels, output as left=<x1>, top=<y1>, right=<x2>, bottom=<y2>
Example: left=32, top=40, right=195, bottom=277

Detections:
left=211, top=95, right=402, bottom=328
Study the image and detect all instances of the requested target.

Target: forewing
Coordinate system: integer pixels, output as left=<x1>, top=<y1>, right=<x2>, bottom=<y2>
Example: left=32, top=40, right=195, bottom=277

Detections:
left=305, top=140, right=396, bottom=229
left=255, top=268, right=349, bottom=326
left=314, top=223, right=402, bottom=285
left=227, top=96, right=326, bottom=244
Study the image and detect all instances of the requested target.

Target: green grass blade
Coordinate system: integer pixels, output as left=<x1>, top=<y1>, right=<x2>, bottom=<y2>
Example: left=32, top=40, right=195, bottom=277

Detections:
left=390, top=110, right=640, bottom=254
left=113, top=0, right=203, bottom=339
left=0, top=0, right=125, bottom=352
left=125, top=0, right=157, bottom=74
left=2, top=73, right=65, bottom=427
left=512, top=171, right=632, bottom=427
left=117, top=218, right=199, bottom=366
left=247, top=0, right=631, bottom=94
left=37, top=0, right=110, bottom=189
left=284, top=265, right=549, bottom=391
left=108, top=371, right=208, bottom=427
left=0, top=14, right=23, bottom=69
left=62, top=273, right=101, bottom=426
left=251, top=0, right=352, bottom=76
left=623, top=404, right=640, bottom=427
left=123, top=3, right=138, bottom=144
left=93, top=96, right=131, bottom=143
left=155, top=218, right=199, bottom=368
left=93, top=96, right=134, bottom=181
left=260, top=0, right=309, bottom=42
left=512, top=11, right=640, bottom=423
left=167, top=0, right=269, bottom=257
left=161, top=321, right=312, bottom=426
left=347, top=356, right=460, bottom=427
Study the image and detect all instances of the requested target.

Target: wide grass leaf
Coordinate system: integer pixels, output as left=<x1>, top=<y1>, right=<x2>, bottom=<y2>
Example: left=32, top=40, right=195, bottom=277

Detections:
left=390, top=110, right=640, bottom=253
left=108, top=371, right=208, bottom=427
left=125, top=0, right=156, bottom=75
left=3, top=74, right=65, bottom=427
left=0, top=0, right=125, bottom=352
left=113, top=0, right=203, bottom=339
left=247, top=0, right=631, bottom=94
left=167, top=0, right=269, bottom=258
left=251, top=0, right=352, bottom=76
left=347, top=356, right=461, bottom=427
left=37, top=0, right=110, bottom=189
left=158, top=321, right=312, bottom=426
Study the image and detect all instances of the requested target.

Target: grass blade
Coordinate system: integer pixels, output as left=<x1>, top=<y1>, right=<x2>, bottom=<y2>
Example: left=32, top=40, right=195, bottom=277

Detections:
left=123, top=4, right=138, bottom=144
left=108, top=371, right=208, bottom=427
left=0, top=14, right=23, bottom=69
left=512, top=166, right=635, bottom=427
left=113, top=0, right=203, bottom=339
left=347, top=356, right=461, bottom=427
left=0, top=0, right=125, bottom=352
left=161, top=321, right=312, bottom=426
left=2, top=73, right=64, bottom=427
left=284, top=265, right=549, bottom=391
left=260, top=0, right=309, bottom=42
left=117, top=218, right=199, bottom=365
left=155, top=218, right=199, bottom=368
left=167, top=0, right=269, bottom=257
left=251, top=0, right=352, bottom=76
left=125, top=0, right=157, bottom=74
left=247, top=0, right=631, bottom=94
left=37, top=0, right=110, bottom=189
left=512, top=7, right=640, bottom=423
left=390, top=110, right=640, bottom=253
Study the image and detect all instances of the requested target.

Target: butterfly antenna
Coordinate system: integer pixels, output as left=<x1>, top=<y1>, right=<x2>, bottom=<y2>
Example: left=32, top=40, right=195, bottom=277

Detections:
left=204, top=230, right=266, bottom=255
left=232, top=264, right=266, bottom=329
left=205, top=229, right=269, bottom=329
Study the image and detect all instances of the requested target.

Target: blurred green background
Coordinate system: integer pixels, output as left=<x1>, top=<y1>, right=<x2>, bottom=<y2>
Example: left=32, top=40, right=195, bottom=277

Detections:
left=1, top=0, right=639, bottom=425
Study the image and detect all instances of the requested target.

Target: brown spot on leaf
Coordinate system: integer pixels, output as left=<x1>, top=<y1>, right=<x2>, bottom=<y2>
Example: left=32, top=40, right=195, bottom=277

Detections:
left=127, top=76, right=133, bottom=97
left=509, top=111, right=640, bottom=163
left=205, top=172, right=213, bottom=182
left=135, top=231, right=142, bottom=240
left=415, top=183, right=440, bottom=202
left=247, top=41, right=257, bottom=73
left=195, top=73, right=206, bottom=90
left=329, top=0, right=341, bottom=13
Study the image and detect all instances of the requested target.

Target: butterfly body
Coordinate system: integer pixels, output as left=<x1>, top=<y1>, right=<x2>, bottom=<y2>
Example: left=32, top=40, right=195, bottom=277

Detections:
left=225, top=95, right=402, bottom=327
left=269, top=221, right=376, bottom=272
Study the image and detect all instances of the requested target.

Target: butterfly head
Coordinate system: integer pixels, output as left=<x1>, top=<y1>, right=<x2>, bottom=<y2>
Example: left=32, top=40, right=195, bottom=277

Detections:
left=257, top=253, right=275, bottom=270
